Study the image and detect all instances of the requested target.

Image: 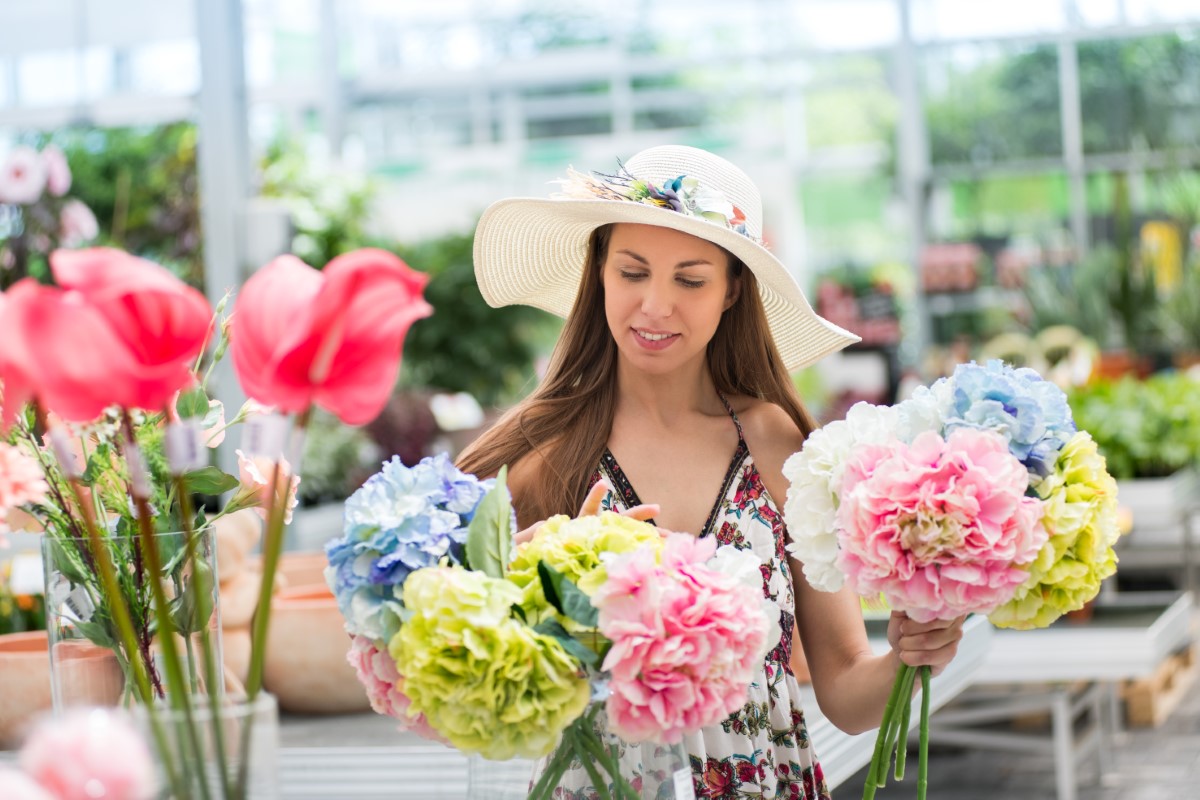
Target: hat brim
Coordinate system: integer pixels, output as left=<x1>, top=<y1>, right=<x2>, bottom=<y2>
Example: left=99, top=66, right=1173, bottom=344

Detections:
left=473, top=197, right=860, bottom=372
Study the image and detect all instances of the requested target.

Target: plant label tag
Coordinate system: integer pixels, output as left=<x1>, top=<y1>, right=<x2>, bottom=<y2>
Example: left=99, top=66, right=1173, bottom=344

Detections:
left=241, top=414, right=289, bottom=460
left=673, top=768, right=695, bottom=800
left=48, top=428, right=84, bottom=478
left=165, top=420, right=206, bottom=474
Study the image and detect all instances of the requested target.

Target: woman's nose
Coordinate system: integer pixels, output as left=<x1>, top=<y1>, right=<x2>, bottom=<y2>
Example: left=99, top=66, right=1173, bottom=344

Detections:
left=640, top=278, right=674, bottom=318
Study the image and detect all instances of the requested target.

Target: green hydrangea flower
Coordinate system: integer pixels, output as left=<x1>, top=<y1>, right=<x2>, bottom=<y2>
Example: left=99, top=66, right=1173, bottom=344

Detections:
left=390, top=566, right=589, bottom=760
left=506, top=511, right=664, bottom=624
left=990, top=431, right=1121, bottom=630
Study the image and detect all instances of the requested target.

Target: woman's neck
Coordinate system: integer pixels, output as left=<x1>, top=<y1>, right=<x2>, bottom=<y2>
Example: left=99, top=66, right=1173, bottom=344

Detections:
left=613, top=357, right=722, bottom=425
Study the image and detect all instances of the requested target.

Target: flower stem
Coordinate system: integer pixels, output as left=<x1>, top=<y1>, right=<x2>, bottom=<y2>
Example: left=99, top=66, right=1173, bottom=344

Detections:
left=918, top=666, right=931, bottom=800
left=894, top=666, right=918, bottom=780
left=570, top=727, right=615, bottom=800
left=863, top=663, right=908, bottom=799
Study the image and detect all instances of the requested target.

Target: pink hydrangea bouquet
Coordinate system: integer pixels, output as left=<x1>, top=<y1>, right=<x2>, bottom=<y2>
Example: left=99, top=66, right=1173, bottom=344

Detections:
left=782, top=360, right=1121, bottom=800
left=328, top=464, right=778, bottom=800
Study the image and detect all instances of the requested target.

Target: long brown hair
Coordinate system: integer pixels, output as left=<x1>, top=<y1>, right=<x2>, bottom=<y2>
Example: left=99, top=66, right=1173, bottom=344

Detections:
left=456, top=224, right=817, bottom=527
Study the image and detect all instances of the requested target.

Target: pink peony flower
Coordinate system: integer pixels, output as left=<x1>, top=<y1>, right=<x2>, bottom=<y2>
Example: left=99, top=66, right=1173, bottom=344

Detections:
left=19, top=708, right=157, bottom=800
left=0, top=442, right=49, bottom=533
left=593, top=533, right=771, bottom=745
left=346, top=635, right=444, bottom=741
left=235, top=449, right=300, bottom=525
left=835, top=429, right=1047, bottom=623
left=0, top=768, right=54, bottom=800
left=41, top=145, right=71, bottom=197
left=0, top=146, right=47, bottom=205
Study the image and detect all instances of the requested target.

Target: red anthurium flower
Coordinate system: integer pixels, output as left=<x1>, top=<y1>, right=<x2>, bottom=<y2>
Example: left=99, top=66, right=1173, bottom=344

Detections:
left=0, top=289, right=36, bottom=429
left=0, top=279, right=147, bottom=423
left=231, top=249, right=432, bottom=425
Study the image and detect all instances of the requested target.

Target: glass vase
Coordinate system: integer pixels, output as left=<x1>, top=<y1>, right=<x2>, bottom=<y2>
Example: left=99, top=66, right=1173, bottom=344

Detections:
left=528, top=705, right=695, bottom=800
left=41, top=527, right=223, bottom=709
left=137, top=692, right=279, bottom=800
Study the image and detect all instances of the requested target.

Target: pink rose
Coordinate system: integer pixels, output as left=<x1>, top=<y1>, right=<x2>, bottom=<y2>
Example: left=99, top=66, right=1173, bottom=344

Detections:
left=835, top=429, right=1047, bottom=622
left=19, top=709, right=157, bottom=800
left=346, top=635, right=444, bottom=741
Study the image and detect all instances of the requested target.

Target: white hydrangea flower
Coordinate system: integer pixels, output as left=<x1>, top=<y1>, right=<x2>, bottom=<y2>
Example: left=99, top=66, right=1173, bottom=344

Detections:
left=782, top=402, right=903, bottom=593
left=895, top=383, right=949, bottom=442
left=707, top=545, right=783, bottom=659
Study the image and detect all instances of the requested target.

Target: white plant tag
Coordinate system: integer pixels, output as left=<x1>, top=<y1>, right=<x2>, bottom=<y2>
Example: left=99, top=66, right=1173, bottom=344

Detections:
left=672, top=767, right=695, bottom=800
left=165, top=420, right=206, bottom=474
left=240, top=413, right=289, bottom=460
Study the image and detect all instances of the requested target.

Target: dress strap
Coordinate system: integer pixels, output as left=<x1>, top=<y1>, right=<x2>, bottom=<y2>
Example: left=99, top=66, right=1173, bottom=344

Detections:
left=717, top=392, right=746, bottom=443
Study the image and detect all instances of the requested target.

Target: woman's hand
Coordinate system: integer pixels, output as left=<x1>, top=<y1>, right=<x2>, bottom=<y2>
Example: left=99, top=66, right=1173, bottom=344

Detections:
left=512, top=479, right=660, bottom=545
left=886, top=611, right=965, bottom=678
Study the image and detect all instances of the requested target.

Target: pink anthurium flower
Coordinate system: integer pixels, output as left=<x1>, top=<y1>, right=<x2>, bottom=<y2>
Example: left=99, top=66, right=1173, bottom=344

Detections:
left=49, top=248, right=212, bottom=414
left=231, top=248, right=432, bottom=425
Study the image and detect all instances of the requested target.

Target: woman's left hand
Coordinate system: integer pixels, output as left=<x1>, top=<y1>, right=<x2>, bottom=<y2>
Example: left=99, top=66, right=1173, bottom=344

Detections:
left=886, top=612, right=965, bottom=678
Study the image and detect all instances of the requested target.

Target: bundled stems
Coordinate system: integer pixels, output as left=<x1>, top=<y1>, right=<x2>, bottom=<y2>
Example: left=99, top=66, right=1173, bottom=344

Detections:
left=863, top=664, right=933, bottom=800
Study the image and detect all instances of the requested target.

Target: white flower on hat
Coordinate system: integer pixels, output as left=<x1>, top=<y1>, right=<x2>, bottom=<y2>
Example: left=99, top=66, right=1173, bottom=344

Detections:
left=691, top=184, right=736, bottom=223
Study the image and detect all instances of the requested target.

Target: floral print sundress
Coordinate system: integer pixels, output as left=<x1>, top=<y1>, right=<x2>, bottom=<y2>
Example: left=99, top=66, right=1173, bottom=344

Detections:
left=551, top=398, right=831, bottom=800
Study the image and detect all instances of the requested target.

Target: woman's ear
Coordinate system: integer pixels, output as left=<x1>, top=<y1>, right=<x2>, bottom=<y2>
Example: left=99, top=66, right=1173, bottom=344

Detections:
left=724, top=273, right=743, bottom=311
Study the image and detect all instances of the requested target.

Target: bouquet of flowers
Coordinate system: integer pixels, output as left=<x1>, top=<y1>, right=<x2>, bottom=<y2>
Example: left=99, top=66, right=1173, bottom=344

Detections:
left=327, top=457, right=780, bottom=800
left=0, top=243, right=431, bottom=799
left=782, top=360, right=1121, bottom=800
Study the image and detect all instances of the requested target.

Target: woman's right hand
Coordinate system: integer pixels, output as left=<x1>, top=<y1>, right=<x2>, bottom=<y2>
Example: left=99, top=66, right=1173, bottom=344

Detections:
left=512, top=479, right=660, bottom=545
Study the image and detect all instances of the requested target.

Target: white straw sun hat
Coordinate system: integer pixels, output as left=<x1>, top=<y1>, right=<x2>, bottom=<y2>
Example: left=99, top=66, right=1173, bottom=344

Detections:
left=473, top=144, right=859, bottom=372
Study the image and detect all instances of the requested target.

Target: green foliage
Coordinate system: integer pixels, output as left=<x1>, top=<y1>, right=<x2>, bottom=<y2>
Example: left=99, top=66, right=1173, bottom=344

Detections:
left=1069, top=372, right=1200, bottom=479
left=55, top=123, right=202, bottom=284
left=397, top=230, right=558, bottom=406
left=465, top=466, right=512, bottom=579
left=296, top=409, right=378, bottom=506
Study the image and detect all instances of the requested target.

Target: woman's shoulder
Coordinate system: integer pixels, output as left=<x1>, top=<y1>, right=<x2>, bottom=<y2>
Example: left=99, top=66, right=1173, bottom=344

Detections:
left=727, top=395, right=806, bottom=477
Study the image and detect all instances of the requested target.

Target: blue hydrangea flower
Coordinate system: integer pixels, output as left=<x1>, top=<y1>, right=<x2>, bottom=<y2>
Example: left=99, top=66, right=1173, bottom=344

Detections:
left=935, top=360, right=1076, bottom=477
left=324, top=454, right=494, bottom=639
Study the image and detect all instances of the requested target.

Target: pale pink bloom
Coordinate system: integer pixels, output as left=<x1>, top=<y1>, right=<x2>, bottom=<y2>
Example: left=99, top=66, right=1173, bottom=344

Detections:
left=0, top=442, right=49, bottom=531
left=0, top=768, right=54, bottom=800
left=19, top=708, right=157, bottom=800
left=235, top=448, right=300, bottom=524
left=59, top=200, right=98, bottom=246
left=594, top=533, right=770, bottom=745
left=346, top=635, right=445, bottom=741
left=0, top=147, right=47, bottom=205
left=41, top=145, right=71, bottom=196
left=836, top=429, right=1047, bottom=623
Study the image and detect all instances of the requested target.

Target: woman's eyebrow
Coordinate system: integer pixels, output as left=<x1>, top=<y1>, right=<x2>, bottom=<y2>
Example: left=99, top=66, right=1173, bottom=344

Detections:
left=613, top=249, right=714, bottom=269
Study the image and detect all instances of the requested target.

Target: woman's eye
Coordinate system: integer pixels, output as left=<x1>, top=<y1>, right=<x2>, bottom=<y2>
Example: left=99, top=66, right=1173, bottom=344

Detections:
left=678, top=277, right=705, bottom=288
left=619, top=270, right=647, bottom=281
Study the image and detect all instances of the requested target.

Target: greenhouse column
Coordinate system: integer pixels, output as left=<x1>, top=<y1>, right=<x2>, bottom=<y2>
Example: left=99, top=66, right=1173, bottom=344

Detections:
left=196, top=0, right=251, bottom=477
left=1059, top=3, right=1089, bottom=255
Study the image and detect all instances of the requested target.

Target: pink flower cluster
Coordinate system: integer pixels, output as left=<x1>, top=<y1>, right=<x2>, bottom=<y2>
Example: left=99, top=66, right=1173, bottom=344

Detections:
left=346, top=635, right=444, bottom=742
left=836, top=429, right=1047, bottom=623
left=592, top=534, right=769, bottom=745
left=0, top=708, right=157, bottom=800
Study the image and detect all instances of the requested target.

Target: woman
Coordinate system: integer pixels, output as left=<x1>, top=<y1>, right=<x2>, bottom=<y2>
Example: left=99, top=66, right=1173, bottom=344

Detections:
left=458, top=145, right=963, bottom=799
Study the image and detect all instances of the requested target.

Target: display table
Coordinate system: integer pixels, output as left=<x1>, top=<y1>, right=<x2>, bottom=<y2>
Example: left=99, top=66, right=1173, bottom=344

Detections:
left=926, top=590, right=1194, bottom=800
left=274, top=616, right=993, bottom=798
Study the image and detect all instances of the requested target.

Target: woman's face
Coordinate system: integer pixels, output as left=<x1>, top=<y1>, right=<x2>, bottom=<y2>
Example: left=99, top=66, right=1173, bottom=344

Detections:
left=601, top=223, right=740, bottom=376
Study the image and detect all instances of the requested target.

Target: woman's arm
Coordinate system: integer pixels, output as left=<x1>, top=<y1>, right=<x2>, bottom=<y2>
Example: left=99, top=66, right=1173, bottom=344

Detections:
left=742, top=400, right=964, bottom=734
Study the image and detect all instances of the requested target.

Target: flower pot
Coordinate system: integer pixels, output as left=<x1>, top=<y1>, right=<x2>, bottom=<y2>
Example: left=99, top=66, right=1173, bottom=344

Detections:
left=275, top=551, right=329, bottom=590
left=42, top=528, right=223, bottom=709
left=262, top=584, right=370, bottom=714
left=0, top=631, right=53, bottom=748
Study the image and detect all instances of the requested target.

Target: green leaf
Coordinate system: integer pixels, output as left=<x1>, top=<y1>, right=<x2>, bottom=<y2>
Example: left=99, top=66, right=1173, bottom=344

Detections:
left=465, top=465, right=513, bottom=579
left=182, top=467, right=239, bottom=495
left=534, top=618, right=600, bottom=668
left=536, top=561, right=599, bottom=628
left=72, top=620, right=117, bottom=651
left=169, top=558, right=215, bottom=635
left=46, top=538, right=92, bottom=585
left=176, top=388, right=210, bottom=419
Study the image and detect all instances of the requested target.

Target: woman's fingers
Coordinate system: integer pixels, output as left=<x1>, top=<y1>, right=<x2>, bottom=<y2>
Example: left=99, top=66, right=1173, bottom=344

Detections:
left=577, top=479, right=612, bottom=517
left=621, top=503, right=660, bottom=522
left=513, top=523, right=541, bottom=545
left=889, top=612, right=966, bottom=676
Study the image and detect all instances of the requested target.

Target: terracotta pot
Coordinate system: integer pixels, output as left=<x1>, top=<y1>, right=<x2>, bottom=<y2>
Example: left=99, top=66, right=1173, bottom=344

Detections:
left=0, top=631, right=53, bottom=747
left=51, top=638, right=125, bottom=709
left=262, top=584, right=369, bottom=714
left=275, top=551, right=330, bottom=591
